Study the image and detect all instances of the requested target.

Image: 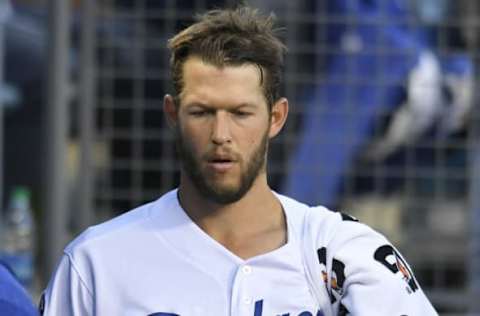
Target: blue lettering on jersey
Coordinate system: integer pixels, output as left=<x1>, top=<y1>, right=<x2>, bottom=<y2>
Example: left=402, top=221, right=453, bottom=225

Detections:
left=253, top=299, right=324, bottom=316
left=147, top=301, right=324, bottom=316
left=254, top=299, right=263, bottom=316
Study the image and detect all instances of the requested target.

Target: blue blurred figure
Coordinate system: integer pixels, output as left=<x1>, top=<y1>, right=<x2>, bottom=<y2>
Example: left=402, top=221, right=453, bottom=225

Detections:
left=283, top=0, right=473, bottom=208
left=0, top=262, right=38, bottom=316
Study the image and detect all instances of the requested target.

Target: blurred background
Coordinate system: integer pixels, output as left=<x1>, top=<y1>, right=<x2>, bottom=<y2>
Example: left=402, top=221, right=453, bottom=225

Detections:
left=0, top=0, right=479, bottom=314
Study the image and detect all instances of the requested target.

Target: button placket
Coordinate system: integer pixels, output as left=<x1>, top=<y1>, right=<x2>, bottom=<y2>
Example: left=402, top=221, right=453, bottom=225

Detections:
left=241, top=265, right=253, bottom=307
left=230, top=264, right=256, bottom=316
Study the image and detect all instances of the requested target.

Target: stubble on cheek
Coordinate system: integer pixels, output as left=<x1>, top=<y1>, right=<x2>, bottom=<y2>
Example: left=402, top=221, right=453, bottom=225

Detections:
left=175, top=125, right=269, bottom=204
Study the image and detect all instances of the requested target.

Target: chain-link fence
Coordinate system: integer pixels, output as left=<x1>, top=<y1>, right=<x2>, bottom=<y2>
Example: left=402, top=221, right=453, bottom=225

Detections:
left=38, top=0, right=480, bottom=313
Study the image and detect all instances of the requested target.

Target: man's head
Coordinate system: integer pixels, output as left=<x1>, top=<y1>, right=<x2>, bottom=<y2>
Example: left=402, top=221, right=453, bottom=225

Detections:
left=168, top=6, right=286, bottom=108
left=164, top=6, right=288, bottom=204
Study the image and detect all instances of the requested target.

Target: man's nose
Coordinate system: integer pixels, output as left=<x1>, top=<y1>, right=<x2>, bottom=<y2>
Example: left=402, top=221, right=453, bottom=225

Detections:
left=211, top=112, right=232, bottom=145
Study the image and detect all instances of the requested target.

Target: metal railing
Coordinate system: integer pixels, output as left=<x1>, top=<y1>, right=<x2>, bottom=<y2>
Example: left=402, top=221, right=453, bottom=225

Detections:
left=40, top=0, right=479, bottom=313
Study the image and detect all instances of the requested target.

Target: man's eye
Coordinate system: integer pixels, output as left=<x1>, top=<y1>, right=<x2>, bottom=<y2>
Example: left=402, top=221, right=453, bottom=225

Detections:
left=233, top=111, right=252, bottom=117
left=190, top=110, right=208, bottom=117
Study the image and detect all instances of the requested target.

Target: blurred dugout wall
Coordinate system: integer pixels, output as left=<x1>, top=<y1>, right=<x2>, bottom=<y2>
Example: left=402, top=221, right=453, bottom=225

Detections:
left=46, top=0, right=480, bottom=313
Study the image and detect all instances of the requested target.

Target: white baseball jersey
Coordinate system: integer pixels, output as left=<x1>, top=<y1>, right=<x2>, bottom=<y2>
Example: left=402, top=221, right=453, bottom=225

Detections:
left=41, top=189, right=438, bottom=315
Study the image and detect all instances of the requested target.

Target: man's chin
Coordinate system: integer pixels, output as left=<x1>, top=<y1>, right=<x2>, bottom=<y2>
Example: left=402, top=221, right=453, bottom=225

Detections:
left=201, top=185, right=246, bottom=205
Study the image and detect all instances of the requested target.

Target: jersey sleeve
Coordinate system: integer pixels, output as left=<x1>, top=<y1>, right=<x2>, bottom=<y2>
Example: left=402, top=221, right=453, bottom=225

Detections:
left=40, top=254, right=94, bottom=316
left=321, top=214, right=438, bottom=315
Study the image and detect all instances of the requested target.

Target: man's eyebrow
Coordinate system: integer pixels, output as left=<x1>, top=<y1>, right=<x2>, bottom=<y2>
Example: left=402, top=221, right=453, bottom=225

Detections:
left=184, top=102, right=258, bottom=109
left=184, top=102, right=210, bottom=108
left=234, top=103, right=257, bottom=108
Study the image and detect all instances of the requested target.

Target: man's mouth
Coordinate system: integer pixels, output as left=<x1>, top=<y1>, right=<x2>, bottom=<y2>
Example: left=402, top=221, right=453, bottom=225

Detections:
left=207, top=156, right=236, bottom=172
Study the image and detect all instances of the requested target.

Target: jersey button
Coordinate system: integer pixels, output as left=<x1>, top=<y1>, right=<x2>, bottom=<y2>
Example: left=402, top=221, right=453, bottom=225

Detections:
left=242, top=265, right=252, bottom=274
left=243, top=297, right=253, bottom=305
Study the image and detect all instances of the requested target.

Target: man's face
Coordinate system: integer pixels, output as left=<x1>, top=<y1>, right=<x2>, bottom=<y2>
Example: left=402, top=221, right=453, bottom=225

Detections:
left=173, top=57, right=273, bottom=204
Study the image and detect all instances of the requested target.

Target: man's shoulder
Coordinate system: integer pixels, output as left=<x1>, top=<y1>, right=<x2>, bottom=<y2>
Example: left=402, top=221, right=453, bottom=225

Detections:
left=276, top=192, right=344, bottom=241
left=65, top=189, right=177, bottom=255
left=278, top=193, right=339, bottom=219
left=279, top=193, right=386, bottom=246
left=301, top=203, right=391, bottom=258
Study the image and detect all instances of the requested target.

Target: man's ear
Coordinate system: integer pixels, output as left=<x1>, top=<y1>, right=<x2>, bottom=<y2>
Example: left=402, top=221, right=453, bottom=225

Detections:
left=268, top=97, right=289, bottom=138
left=163, top=94, right=178, bottom=128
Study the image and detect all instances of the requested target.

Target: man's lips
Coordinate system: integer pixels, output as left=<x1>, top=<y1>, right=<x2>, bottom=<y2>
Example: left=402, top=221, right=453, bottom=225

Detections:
left=206, top=155, right=237, bottom=172
left=207, top=161, right=234, bottom=172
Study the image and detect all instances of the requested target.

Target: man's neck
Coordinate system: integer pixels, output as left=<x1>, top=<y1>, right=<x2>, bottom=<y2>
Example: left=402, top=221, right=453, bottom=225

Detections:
left=177, top=175, right=287, bottom=259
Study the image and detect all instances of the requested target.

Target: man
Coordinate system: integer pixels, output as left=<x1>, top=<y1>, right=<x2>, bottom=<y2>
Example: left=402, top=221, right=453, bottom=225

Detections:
left=0, top=262, right=38, bottom=316
left=41, top=6, right=438, bottom=315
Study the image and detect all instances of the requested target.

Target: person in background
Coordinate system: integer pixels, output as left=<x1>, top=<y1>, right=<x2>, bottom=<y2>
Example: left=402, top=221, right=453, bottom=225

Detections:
left=0, top=262, right=38, bottom=316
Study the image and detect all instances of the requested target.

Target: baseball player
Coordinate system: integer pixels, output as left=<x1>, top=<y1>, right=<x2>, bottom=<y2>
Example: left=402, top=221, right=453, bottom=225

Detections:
left=41, top=6, right=438, bottom=315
